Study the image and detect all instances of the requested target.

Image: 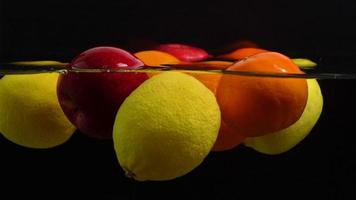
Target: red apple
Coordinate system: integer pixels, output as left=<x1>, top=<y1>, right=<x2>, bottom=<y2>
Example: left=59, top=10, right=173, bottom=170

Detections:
left=57, top=47, right=148, bottom=139
left=154, top=43, right=211, bottom=62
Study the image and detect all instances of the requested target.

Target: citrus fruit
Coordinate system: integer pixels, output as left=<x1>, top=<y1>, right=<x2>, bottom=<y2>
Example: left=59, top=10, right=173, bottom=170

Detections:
left=134, top=50, right=181, bottom=66
left=181, top=61, right=233, bottom=94
left=134, top=50, right=181, bottom=77
left=9, top=60, right=64, bottom=66
left=292, top=58, right=317, bottom=69
left=212, top=120, right=246, bottom=151
left=0, top=73, right=75, bottom=148
left=113, top=72, right=220, bottom=181
left=188, top=61, right=233, bottom=69
left=179, top=60, right=246, bottom=151
left=244, top=79, right=323, bottom=154
left=217, top=52, right=308, bottom=137
left=218, top=47, right=268, bottom=60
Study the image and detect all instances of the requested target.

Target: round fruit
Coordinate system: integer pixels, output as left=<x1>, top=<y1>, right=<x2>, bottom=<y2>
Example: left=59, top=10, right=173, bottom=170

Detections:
left=292, top=58, right=317, bottom=69
left=134, top=50, right=180, bottom=66
left=57, top=46, right=148, bottom=139
left=212, top=121, right=245, bottom=151
left=134, top=50, right=181, bottom=78
left=182, top=61, right=233, bottom=94
left=9, top=60, right=64, bottom=66
left=244, top=79, right=323, bottom=155
left=130, top=56, right=240, bottom=152
left=218, top=47, right=268, bottom=60
left=113, top=72, right=220, bottom=181
left=0, top=73, right=75, bottom=149
left=193, top=61, right=233, bottom=69
left=217, top=52, right=308, bottom=137
left=154, top=43, right=211, bottom=62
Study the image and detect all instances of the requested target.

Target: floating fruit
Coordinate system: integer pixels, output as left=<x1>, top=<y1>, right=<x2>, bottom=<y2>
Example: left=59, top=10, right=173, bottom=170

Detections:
left=0, top=73, right=75, bottom=148
left=244, top=79, right=323, bottom=154
left=217, top=52, right=308, bottom=137
left=218, top=47, right=268, bottom=60
left=154, top=43, right=211, bottom=62
left=113, top=72, right=220, bottom=181
left=57, top=47, right=148, bottom=139
left=134, top=50, right=181, bottom=67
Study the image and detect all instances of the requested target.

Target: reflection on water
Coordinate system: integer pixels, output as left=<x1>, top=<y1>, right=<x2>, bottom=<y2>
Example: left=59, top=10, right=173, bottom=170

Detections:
left=1, top=60, right=356, bottom=80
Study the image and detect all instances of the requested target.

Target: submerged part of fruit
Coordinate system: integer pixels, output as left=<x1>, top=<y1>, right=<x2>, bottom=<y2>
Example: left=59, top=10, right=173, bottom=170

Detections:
left=212, top=120, right=246, bottom=151
left=244, top=79, right=323, bottom=155
left=217, top=52, right=308, bottom=137
left=57, top=47, right=148, bottom=139
left=0, top=73, right=75, bottom=148
left=113, top=72, right=220, bottom=181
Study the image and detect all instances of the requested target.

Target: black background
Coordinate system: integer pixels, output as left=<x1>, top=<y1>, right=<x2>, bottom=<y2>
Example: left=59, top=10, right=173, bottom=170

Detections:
left=1, top=0, right=356, bottom=199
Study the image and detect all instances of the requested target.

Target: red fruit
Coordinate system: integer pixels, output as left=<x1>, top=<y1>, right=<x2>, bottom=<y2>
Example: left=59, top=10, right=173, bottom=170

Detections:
left=154, top=43, right=211, bottom=62
left=57, top=47, right=148, bottom=139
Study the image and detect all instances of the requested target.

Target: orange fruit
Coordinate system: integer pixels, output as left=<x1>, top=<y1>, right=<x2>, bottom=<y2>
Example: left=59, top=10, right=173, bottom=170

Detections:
left=212, top=120, right=245, bottom=151
left=184, top=61, right=233, bottom=94
left=134, top=50, right=181, bottom=77
left=218, top=47, right=268, bottom=60
left=216, top=52, right=308, bottom=137
left=189, top=60, right=233, bottom=69
left=133, top=53, right=246, bottom=151
left=188, top=72, right=221, bottom=94
left=134, top=50, right=180, bottom=66
left=181, top=60, right=246, bottom=151
left=133, top=56, right=244, bottom=151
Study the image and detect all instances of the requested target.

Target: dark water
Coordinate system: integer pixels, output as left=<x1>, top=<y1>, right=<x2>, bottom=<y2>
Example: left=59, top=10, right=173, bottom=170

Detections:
left=1, top=0, right=356, bottom=199
left=0, top=73, right=355, bottom=200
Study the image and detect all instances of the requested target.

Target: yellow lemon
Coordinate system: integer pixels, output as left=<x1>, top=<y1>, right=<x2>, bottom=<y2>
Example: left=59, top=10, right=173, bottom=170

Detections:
left=113, top=72, right=220, bottom=181
left=0, top=73, right=76, bottom=149
left=9, top=60, right=64, bottom=66
left=292, top=58, right=317, bottom=68
left=244, top=79, right=323, bottom=155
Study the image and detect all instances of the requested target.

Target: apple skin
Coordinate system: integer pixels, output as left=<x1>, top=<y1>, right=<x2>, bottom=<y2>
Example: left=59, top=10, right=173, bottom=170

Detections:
left=57, top=47, right=148, bottom=139
left=154, top=43, right=211, bottom=62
